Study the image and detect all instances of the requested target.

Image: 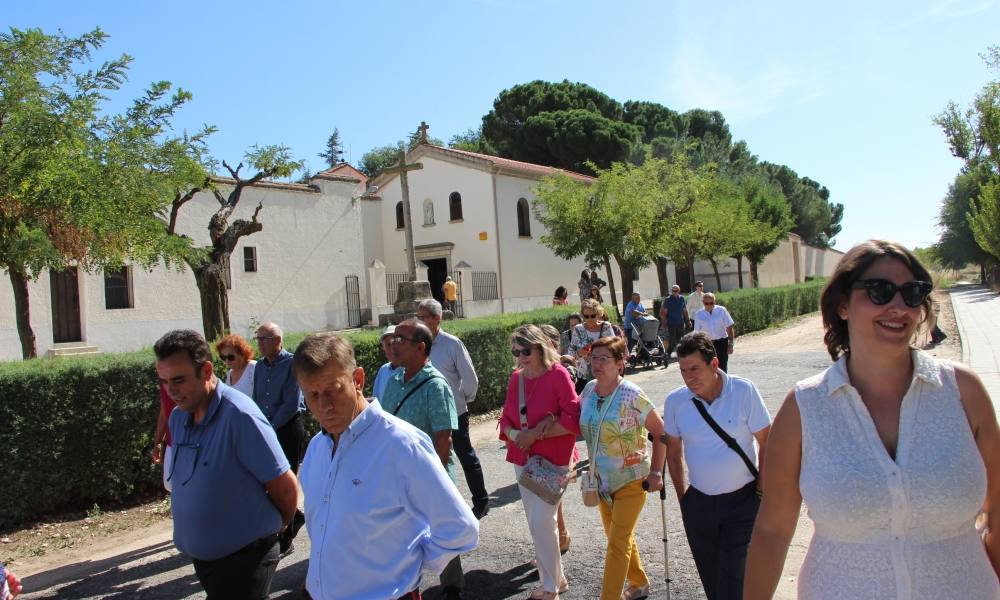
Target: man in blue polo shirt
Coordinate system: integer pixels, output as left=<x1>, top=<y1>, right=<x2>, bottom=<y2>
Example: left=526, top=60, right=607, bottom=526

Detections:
left=662, top=285, right=689, bottom=359
left=623, top=292, right=647, bottom=353
left=154, top=329, right=299, bottom=599
left=253, top=321, right=307, bottom=555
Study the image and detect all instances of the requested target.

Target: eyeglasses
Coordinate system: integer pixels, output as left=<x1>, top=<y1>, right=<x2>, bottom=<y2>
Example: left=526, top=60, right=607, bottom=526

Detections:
left=703, top=301, right=715, bottom=306
left=511, top=348, right=532, bottom=357
left=851, top=278, right=932, bottom=308
left=591, top=354, right=615, bottom=364
left=167, top=441, right=200, bottom=487
left=220, top=353, right=237, bottom=361
left=255, top=336, right=276, bottom=342
left=582, top=312, right=599, bottom=319
left=389, top=335, right=418, bottom=345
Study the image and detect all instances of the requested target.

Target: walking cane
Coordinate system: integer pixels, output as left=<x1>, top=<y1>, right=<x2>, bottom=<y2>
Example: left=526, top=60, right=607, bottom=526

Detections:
left=643, top=433, right=672, bottom=600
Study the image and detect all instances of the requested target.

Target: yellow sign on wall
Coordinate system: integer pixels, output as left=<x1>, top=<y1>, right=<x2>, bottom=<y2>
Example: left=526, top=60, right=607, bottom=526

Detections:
left=479, top=232, right=488, bottom=240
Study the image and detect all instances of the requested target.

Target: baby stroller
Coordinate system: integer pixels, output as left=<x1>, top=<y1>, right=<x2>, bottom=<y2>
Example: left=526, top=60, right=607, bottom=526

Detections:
left=628, top=314, right=667, bottom=369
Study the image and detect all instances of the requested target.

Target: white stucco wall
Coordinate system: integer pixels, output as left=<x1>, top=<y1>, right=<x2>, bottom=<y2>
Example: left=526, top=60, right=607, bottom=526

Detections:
left=800, top=244, right=844, bottom=278
left=0, top=178, right=364, bottom=361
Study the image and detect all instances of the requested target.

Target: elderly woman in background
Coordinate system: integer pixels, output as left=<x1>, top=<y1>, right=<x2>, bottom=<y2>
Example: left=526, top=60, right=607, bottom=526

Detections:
left=500, top=325, right=581, bottom=600
left=580, top=335, right=666, bottom=600
left=215, top=334, right=257, bottom=397
left=744, top=240, right=1000, bottom=599
left=565, top=299, right=617, bottom=393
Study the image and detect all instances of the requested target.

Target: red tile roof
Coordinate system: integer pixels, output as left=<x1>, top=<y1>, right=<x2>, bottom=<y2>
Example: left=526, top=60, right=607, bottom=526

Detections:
left=422, top=145, right=596, bottom=182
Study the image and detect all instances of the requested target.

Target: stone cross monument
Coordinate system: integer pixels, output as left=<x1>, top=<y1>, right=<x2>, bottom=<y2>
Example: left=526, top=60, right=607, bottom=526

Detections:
left=376, top=140, right=441, bottom=325
left=381, top=146, right=423, bottom=280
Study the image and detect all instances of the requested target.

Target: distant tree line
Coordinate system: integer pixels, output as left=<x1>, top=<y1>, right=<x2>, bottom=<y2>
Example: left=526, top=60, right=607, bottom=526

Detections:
left=932, top=46, right=1000, bottom=283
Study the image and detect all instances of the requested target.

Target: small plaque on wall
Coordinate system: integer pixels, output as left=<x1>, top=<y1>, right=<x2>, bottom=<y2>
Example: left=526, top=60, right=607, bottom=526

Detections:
left=479, top=232, right=488, bottom=240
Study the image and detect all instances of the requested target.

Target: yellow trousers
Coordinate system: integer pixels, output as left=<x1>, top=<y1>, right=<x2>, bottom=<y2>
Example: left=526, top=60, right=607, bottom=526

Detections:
left=598, top=478, right=650, bottom=600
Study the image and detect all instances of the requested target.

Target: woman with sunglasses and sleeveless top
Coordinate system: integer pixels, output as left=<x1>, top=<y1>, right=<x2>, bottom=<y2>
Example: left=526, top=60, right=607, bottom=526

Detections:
left=500, top=325, right=581, bottom=600
left=565, top=298, right=617, bottom=393
left=215, top=334, right=257, bottom=398
left=744, top=240, right=1000, bottom=599
left=580, top=335, right=666, bottom=600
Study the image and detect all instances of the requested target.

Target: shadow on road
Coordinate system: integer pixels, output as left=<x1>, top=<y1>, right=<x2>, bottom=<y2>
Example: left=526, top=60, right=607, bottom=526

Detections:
left=422, top=562, right=538, bottom=599
left=23, top=546, right=200, bottom=599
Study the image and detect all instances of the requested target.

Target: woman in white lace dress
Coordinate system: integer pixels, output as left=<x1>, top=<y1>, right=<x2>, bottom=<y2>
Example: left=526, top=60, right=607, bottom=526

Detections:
left=744, top=240, right=1000, bottom=599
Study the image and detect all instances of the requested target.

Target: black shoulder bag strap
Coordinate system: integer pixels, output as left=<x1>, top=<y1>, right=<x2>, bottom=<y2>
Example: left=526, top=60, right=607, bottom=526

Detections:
left=690, top=397, right=759, bottom=480
left=392, top=375, right=443, bottom=416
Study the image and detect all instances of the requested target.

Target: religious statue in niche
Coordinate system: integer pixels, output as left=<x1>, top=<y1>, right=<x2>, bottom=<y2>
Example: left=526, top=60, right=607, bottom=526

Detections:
left=423, top=198, right=435, bottom=225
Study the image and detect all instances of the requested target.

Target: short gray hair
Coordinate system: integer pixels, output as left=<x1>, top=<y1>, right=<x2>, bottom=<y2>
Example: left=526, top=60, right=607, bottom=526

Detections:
left=703, top=292, right=716, bottom=302
left=258, top=322, right=284, bottom=338
left=418, top=299, right=443, bottom=317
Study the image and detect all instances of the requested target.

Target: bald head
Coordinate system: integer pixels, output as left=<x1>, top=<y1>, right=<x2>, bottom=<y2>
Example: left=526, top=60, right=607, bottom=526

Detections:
left=256, top=322, right=284, bottom=362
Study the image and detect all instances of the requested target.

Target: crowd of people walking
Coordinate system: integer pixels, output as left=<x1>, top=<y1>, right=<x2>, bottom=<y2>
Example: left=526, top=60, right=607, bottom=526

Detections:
left=139, top=241, right=998, bottom=600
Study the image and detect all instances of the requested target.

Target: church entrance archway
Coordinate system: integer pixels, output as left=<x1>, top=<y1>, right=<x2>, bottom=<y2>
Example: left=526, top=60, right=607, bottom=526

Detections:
left=422, top=258, right=448, bottom=304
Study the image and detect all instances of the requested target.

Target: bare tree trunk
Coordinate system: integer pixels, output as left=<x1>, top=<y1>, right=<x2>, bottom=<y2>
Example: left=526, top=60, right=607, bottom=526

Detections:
left=614, top=255, right=635, bottom=302
left=709, top=258, right=722, bottom=291
left=192, top=261, right=229, bottom=342
left=654, top=256, right=670, bottom=297
left=602, top=255, right=622, bottom=323
left=9, top=268, right=37, bottom=359
left=749, top=260, right=761, bottom=288
left=735, top=256, right=745, bottom=288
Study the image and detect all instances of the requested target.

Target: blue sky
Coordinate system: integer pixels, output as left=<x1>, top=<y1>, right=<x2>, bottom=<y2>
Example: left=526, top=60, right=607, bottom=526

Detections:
left=6, top=0, right=999, bottom=251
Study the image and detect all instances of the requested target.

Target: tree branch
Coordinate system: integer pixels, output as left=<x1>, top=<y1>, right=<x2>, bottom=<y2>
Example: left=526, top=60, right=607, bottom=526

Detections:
left=167, top=180, right=208, bottom=235
left=222, top=160, right=242, bottom=180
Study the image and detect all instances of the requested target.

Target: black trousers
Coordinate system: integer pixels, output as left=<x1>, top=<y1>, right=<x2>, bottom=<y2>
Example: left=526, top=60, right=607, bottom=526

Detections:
left=667, top=323, right=686, bottom=355
left=453, top=412, right=488, bottom=504
left=680, top=482, right=760, bottom=600
left=191, top=534, right=279, bottom=600
left=712, top=338, right=730, bottom=373
left=276, top=412, right=305, bottom=474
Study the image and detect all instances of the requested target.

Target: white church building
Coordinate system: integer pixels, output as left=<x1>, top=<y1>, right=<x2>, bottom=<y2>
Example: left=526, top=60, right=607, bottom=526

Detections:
left=361, top=143, right=671, bottom=319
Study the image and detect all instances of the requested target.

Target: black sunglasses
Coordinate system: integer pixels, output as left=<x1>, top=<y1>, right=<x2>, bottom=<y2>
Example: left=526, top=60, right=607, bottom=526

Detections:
left=220, top=353, right=237, bottom=361
left=851, top=278, right=932, bottom=308
left=511, top=348, right=532, bottom=357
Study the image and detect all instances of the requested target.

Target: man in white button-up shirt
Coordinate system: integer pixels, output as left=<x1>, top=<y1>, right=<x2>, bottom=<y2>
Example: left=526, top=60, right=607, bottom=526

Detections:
left=664, top=332, right=771, bottom=600
left=293, top=333, right=479, bottom=600
left=693, top=292, right=736, bottom=372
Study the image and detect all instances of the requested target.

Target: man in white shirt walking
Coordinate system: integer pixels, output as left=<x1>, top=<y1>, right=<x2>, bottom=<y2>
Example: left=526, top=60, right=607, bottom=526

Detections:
left=294, top=333, right=478, bottom=600
left=663, top=332, right=771, bottom=600
left=693, top=292, right=735, bottom=372
left=687, top=281, right=706, bottom=327
left=417, top=299, right=490, bottom=519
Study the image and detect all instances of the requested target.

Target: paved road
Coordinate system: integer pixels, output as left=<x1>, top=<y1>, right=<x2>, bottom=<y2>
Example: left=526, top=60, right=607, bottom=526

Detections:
left=950, top=284, right=1000, bottom=410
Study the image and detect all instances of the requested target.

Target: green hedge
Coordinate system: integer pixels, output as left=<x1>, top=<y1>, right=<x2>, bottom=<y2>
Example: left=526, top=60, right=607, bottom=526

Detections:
left=650, top=279, right=824, bottom=335
left=0, top=306, right=576, bottom=527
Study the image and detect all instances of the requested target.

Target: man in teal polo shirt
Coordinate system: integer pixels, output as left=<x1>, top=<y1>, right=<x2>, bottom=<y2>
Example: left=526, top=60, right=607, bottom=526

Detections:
left=381, top=319, right=465, bottom=599
left=155, top=329, right=300, bottom=599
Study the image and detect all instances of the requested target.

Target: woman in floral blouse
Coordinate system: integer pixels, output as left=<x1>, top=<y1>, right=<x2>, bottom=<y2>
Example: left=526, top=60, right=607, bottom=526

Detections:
left=580, top=335, right=667, bottom=600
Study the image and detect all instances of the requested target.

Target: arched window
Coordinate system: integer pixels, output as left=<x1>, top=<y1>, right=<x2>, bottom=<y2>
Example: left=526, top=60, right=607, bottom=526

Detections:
left=395, top=201, right=405, bottom=229
left=516, top=198, right=531, bottom=237
left=449, top=192, right=463, bottom=221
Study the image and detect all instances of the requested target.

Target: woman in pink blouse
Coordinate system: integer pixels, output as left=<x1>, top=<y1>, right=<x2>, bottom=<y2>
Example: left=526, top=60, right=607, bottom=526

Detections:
left=500, top=324, right=582, bottom=600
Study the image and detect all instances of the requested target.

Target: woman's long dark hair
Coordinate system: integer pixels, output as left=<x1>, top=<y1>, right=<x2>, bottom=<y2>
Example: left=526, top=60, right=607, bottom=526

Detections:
left=820, top=240, right=933, bottom=360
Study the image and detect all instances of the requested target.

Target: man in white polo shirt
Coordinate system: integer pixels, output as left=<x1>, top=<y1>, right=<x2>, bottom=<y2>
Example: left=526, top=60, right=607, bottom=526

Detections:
left=664, top=331, right=770, bottom=600
left=693, top=292, right=735, bottom=372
